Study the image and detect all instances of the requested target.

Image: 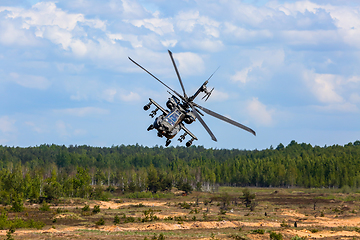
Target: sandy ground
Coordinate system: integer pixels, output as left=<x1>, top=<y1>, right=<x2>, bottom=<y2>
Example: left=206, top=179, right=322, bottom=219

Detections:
left=2, top=197, right=360, bottom=239
left=3, top=212, right=360, bottom=239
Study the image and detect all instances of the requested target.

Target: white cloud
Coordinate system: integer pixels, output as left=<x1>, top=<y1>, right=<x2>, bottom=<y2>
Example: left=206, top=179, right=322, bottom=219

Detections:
left=246, top=98, right=274, bottom=126
left=161, top=39, right=177, bottom=48
left=9, top=72, right=51, bottom=90
left=121, top=0, right=149, bottom=19
left=348, top=76, right=360, bottom=83
left=276, top=1, right=360, bottom=49
left=103, top=88, right=117, bottom=102
left=176, top=10, right=220, bottom=38
left=0, top=2, right=106, bottom=56
left=173, top=52, right=205, bottom=76
left=223, top=22, right=273, bottom=42
left=231, top=61, right=263, bottom=84
left=129, top=17, right=174, bottom=36
left=120, top=92, right=141, bottom=102
left=107, top=33, right=143, bottom=48
left=303, top=70, right=343, bottom=103
left=0, top=20, right=38, bottom=45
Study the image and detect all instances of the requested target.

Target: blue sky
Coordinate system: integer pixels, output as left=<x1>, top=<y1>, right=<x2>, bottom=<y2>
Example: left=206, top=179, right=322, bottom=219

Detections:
left=1, top=0, right=360, bottom=150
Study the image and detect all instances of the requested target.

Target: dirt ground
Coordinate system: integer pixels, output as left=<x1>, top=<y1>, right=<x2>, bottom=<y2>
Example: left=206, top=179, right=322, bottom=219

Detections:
left=2, top=188, right=360, bottom=239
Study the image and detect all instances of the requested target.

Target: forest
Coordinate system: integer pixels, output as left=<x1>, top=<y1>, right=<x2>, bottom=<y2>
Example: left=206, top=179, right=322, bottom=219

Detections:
left=0, top=140, right=360, bottom=210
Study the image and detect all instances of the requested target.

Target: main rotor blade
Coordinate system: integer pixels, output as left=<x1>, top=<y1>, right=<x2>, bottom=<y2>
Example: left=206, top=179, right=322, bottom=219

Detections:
left=193, top=103, right=256, bottom=136
left=168, top=50, right=188, bottom=99
left=128, top=57, right=185, bottom=102
left=206, top=66, right=220, bottom=82
left=189, top=103, right=217, bottom=142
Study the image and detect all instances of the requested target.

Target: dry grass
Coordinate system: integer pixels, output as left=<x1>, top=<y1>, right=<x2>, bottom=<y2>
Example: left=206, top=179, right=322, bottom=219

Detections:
left=2, top=187, right=360, bottom=239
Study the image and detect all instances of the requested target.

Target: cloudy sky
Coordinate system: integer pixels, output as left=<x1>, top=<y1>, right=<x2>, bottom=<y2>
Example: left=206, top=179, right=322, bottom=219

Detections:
left=1, top=0, right=360, bottom=150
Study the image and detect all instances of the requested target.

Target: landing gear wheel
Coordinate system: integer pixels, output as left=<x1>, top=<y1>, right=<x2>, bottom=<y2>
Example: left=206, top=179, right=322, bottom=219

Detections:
left=165, top=139, right=171, bottom=147
left=147, top=125, right=154, bottom=131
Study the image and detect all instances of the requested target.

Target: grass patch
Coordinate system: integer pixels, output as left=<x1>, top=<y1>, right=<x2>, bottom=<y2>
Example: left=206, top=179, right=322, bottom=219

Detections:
left=123, top=191, right=174, bottom=199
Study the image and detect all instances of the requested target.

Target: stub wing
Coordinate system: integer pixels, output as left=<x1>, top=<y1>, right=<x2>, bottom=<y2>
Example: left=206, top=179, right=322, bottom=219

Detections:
left=179, top=123, right=198, bottom=141
left=149, top=98, right=168, bottom=115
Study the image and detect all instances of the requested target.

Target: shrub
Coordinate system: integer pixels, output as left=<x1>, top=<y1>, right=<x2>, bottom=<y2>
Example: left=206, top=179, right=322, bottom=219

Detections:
left=220, top=209, right=227, bottom=215
left=270, top=232, right=283, bottom=240
left=92, top=205, right=101, bottom=214
left=251, top=229, right=265, bottom=234
left=142, top=209, right=159, bottom=222
left=82, top=205, right=90, bottom=212
left=124, top=216, right=135, bottom=223
left=39, top=202, right=50, bottom=212
left=280, top=220, right=289, bottom=227
left=5, top=226, right=15, bottom=240
left=228, top=234, right=247, bottom=240
left=114, top=215, right=120, bottom=224
left=95, top=217, right=105, bottom=226
left=179, top=202, right=191, bottom=209
left=291, top=235, right=307, bottom=240
left=341, top=185, right=352, bottom=194
left=242, top=188, right=255, bottom=208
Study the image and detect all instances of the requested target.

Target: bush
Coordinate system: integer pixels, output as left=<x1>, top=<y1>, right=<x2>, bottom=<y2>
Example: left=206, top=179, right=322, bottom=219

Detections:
left=280, top=220, right=289, bottom=227
left=228, top=234, right=247, bottom=240
left=5, top=226, right=15, bottom=240
left=270, top=232, right=283, bottom=240
left=124, top=216, right=135, bottom=223
left=95, top=217, right=105, bottom=226
left=39, top=202, right=50, bottom=212
left=291, top=236, right=307, bottom=240
left=341, top=185, right=352, bottom=194
left=82, top=205, right=90, bottom=212
left=179, top=202, right=191, bottom=209
left=242, top=188, right=255, bottom=208
left=251, top=229, right=265, bottom=234
left=91, top=186, right=112, bottom=201
left=92, top=205, right=101, bottom=214
left=142, top=209, right=159, bottom=222
left=114, top=215, right=120, bottom=224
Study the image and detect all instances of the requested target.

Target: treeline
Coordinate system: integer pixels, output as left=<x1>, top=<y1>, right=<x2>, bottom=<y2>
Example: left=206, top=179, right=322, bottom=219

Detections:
left=0, top=140, right=360, bottom=196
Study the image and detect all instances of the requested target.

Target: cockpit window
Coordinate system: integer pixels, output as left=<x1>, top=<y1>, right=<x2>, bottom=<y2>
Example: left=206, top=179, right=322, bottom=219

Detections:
left=165, top=109, right=181, bottom=126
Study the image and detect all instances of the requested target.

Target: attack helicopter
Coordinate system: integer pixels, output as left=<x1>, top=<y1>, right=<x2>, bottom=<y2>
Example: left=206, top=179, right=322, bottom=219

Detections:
left=128, top=50, right=256, bottom=147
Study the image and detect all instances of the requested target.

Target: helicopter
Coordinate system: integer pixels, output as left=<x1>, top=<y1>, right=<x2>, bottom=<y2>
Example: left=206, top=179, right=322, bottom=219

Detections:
left=128, top=50, right=256, bottom=147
